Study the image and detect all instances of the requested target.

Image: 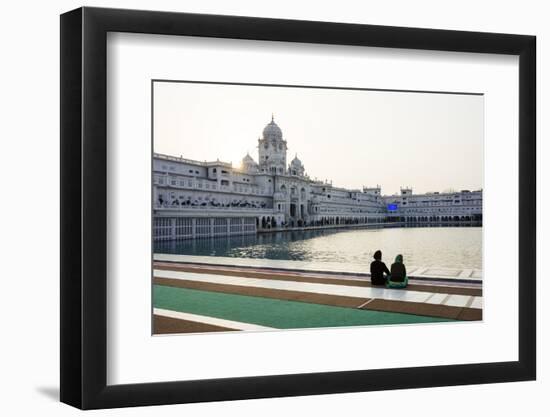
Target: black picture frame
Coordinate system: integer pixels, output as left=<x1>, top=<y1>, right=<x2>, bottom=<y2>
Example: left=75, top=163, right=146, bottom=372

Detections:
left=60, top=6, right=536, bottom=410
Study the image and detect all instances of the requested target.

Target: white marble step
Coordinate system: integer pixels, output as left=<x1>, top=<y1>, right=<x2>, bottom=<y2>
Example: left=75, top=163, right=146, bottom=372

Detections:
left=154, top=269, right=482, bottom=309
left=153, top=308, right=273, bottom=331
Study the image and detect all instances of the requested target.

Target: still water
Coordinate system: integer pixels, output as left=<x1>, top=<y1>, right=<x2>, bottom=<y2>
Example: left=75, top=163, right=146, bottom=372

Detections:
left=155, top=227, right=482, bottom=270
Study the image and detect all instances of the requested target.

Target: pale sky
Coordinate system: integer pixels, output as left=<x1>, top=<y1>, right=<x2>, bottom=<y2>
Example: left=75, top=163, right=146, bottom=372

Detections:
left=153, top=81, right=483, bottom=195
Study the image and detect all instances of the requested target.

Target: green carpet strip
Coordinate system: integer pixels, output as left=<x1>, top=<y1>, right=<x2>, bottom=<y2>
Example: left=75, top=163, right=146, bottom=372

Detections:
left=153, top=284, right=454, bottom=329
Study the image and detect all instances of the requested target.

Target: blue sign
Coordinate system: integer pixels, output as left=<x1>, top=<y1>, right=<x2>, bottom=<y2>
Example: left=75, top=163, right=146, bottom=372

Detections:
left=387, top=204, right=398, bottom=211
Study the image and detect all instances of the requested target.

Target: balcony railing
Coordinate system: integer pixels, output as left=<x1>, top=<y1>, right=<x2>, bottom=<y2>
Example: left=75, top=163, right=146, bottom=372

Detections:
left=154, top=176, right=271, bottom=196
left=155, top=203, right=273, bottom=212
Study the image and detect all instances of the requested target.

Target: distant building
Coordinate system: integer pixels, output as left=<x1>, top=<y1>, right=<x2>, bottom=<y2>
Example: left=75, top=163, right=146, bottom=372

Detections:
left=153, top=117, right=482, bottom=240
left=383, top=187, right=483, bottom=223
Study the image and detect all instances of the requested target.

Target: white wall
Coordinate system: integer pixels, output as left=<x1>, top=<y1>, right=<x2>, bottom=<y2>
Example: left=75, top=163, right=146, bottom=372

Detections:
left=0, top=0, right=546, bottom=415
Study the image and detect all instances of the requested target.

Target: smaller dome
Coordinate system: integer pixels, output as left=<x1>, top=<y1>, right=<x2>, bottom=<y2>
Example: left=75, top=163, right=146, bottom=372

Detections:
left=241, top=153, right=258, bottom=173
left=291, top=154, right=302, bottom=167
left=242, top=153, right=256, bottom=164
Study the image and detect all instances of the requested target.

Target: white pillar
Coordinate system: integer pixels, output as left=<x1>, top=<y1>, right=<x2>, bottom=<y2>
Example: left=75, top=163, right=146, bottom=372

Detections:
left=170, top=218, right=176, bottom=240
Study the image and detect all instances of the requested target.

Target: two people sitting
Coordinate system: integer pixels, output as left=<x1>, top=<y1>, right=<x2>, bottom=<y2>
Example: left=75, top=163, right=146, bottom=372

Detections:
left=369, top=250, right=408, bottom=289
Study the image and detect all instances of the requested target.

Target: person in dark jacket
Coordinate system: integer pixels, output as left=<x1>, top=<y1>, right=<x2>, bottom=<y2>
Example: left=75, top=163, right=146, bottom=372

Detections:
left=387, top=254, right=408, bottom=289
left=370, top=250, right=390, bottom=286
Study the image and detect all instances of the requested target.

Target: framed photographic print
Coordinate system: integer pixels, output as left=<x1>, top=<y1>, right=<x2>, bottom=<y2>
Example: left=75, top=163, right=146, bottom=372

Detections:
left=60, top=6, right=536, bottom=409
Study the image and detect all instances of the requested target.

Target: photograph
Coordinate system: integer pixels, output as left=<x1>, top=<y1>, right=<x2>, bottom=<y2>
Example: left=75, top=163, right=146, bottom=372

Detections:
left=151, top=80, right=484, bottom=335
left=54, top=3, right=538, bottom=411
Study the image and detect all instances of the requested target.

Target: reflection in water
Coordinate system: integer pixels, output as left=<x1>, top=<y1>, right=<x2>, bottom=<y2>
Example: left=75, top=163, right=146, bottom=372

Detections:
left=154, top=227, right=482, bottom=270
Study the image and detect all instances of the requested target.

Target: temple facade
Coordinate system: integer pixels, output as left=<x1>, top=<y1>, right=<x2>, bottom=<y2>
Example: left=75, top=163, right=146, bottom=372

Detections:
left=153, top=117, right=482, bottom=240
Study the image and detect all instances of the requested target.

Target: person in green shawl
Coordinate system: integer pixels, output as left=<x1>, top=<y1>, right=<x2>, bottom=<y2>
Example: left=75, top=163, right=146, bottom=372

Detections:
left=386, top=254, right=408, bottom=289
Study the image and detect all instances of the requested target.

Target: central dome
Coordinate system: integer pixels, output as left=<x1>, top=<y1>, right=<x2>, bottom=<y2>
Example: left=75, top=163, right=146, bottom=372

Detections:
left=262, top=115, right=283, bottom=141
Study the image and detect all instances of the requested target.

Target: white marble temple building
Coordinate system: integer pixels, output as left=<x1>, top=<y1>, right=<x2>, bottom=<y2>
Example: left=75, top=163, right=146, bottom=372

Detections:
left=153, top=117, right=482, bottom=240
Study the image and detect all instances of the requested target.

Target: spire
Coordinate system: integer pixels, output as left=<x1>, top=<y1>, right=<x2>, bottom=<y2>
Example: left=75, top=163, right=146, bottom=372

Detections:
left=271, top=113, right=274, bottom=122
